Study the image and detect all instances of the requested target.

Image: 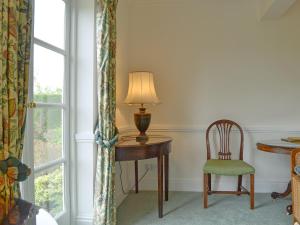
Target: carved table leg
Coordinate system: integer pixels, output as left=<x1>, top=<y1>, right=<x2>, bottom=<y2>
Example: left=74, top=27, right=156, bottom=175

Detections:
left=271, top=181, right=291, bottom=199
left=164, top=154, right=169, bottom=201
left=286, top=205, right=293, bottom=215
left=158, top=153, right=164, bottom=218
left=135, top=160, right=138, bottom=193
left=271, top=181, right=292, bottom=215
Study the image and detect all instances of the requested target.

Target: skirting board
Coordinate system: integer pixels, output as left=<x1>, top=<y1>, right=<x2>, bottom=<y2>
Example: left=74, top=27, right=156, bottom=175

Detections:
left=75, top=193, right=128, bottom=225
left=74, top=125, right=300, bottom=143
left=76, top=216, right=93, bottom=225
left=116, top=192, right=128, bottom=207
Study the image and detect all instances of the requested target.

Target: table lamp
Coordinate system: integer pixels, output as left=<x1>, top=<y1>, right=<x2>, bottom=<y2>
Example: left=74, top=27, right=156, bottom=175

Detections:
left=125, top=71, right=160, bottom=142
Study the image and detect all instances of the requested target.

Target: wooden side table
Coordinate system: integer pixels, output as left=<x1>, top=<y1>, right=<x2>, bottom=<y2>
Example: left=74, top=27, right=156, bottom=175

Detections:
left=115, top=135, right=172, bottom=218
left=257, top=140, right=300, bottom=214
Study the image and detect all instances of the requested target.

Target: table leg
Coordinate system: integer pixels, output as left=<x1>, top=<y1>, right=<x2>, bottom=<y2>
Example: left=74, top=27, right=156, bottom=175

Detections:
left=135, top=160, right=138, bottom=193
left=287, top=204, right=293, bottom=215
left=164, top=154, right=169, bottom=201
left=271, top=181, right=291, bottom=199
left=158, top=153, right=163, bottom=218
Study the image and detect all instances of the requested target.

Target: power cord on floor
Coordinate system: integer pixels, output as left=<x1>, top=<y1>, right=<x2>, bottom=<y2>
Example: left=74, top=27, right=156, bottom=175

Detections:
left=118, top=161, right=150, bottom=195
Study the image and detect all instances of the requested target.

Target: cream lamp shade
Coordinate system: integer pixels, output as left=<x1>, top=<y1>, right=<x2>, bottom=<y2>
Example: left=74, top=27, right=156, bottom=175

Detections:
left=125, top=71, right=160, bottom=106
left=124, top=71, right=160, bottom=142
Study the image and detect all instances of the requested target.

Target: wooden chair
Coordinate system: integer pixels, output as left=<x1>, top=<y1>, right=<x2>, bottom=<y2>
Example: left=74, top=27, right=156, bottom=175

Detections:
left=203, top=119, right=255, bottom=209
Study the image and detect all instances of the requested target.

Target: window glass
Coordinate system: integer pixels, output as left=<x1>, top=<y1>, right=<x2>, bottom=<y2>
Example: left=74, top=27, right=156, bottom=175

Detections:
left=35, top=166, right=64, bottom=217
left=33, top=44, right=64, bottom=103
left=34, top=0, right=65, bottom=49
left=34, top=108, right=63, bottom=167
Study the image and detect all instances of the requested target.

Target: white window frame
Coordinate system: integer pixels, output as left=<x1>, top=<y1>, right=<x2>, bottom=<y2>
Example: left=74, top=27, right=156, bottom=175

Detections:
left=22, top=0, right=71, bottom=224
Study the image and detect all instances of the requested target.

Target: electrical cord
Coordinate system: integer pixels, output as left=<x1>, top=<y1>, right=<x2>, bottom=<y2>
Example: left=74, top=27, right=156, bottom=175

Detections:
left=118, top=161, right=150, bottom=195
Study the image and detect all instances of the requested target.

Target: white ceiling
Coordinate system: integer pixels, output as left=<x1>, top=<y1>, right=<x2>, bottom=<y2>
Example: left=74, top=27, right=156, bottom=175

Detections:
left=258, top=0, right=297, bottom=20
left=127, top=0, right=297, bottom=20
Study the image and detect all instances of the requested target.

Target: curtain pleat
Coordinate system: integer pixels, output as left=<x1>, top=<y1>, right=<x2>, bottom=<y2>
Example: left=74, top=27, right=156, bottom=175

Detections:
left=0, top=0, right=32, bottom=216
left=94, top=0, right=118, bottom=225
left=0, top=0, right=32, bottom=161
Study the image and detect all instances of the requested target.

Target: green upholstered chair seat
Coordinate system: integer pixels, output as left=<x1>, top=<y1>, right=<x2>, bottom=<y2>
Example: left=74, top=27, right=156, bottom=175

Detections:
left=203, top=159, right=255, bottom=176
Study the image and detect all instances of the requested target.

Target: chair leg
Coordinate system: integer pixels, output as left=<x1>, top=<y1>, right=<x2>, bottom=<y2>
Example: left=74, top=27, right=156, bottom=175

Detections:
left=250, top=174, right=254, bottom=209
left=203, top=173, right=208, bottom=208
left=237, top=175, right=242, bottom=196
left=208, top=173, right=211, bottom=194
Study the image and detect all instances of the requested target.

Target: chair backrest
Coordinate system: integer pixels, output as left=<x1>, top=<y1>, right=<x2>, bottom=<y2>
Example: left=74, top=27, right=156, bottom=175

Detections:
left=206, top=119, right=244, bottom=160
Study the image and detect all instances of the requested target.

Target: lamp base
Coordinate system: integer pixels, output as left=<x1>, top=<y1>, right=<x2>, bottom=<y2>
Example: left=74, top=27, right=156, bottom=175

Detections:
left=136, top=134, right=149, bottom=142
left=134, top=107, right=151, bottom=142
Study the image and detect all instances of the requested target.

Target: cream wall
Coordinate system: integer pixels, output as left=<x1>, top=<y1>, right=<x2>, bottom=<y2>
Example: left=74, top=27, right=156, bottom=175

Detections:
left=120, top=0, right=300, bottom=193
left=116, top=1, right=131, bottom=128
left=128, top=0, right=300, bottom=127
left=115, top=0, right=132, bottom=208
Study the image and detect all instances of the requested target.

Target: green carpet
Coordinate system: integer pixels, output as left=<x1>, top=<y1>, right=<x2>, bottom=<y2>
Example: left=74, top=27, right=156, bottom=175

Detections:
left=117, top=191, right=292, bottom=225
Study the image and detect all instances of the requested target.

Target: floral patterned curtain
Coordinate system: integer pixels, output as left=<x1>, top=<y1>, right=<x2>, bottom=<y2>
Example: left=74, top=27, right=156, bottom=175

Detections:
left=0, top=0, right=32, bottom=214
left=0, top=0, right=32, bottom=160
left=94, top=0, right=118, bottom=225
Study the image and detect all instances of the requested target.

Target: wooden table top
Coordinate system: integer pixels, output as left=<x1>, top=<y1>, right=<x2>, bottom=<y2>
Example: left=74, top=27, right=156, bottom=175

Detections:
left=116, top=135, right=172, bottom=148
left=257, top=140, right=300, bottom=155
left=115, top=135, right=172, bottom=161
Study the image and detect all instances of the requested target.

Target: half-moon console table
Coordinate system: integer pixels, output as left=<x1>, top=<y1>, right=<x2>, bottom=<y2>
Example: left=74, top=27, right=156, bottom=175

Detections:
left=115, top=135, right=172, bottom=218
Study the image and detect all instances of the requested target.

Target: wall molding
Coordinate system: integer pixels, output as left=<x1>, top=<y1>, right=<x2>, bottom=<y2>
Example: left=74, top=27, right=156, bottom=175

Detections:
left=148, top=124, right=300, bottom=134
left=119, top=124, right=300, bottom=134
left=74, top=125, right=300, bottom=143
left=130, top=0, right=210, bottom=6
left=75, top=132, right=95, bottom=143
left=74, top=126, right=130, bottom=143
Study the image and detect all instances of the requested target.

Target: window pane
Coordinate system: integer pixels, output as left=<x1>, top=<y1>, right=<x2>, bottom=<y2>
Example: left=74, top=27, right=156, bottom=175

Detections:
left=34, top=45, right=64, bottom=103
left=34, top=0, right=65, bottom=49
left=34, top=108, right=63, bottom=167
left=35, top=166, right=64, bottom=217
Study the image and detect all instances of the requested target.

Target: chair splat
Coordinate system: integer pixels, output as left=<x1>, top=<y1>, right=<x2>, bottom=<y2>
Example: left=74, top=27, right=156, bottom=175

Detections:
left=216, top=122, right=233, bottom=160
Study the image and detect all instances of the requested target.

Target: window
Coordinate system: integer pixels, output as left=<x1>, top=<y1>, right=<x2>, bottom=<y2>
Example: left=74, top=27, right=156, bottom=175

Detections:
left=23, top=0, right=71, bottom=224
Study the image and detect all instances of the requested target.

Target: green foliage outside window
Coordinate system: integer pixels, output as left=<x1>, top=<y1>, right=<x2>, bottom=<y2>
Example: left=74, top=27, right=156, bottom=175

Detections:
left=35, top=168, right=63, bottom=216
left=33, top=89, right=64, bottom=217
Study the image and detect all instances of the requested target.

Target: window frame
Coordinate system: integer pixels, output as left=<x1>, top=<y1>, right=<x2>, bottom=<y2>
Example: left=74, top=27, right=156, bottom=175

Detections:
left=22, top=0, right=71, bottom=224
